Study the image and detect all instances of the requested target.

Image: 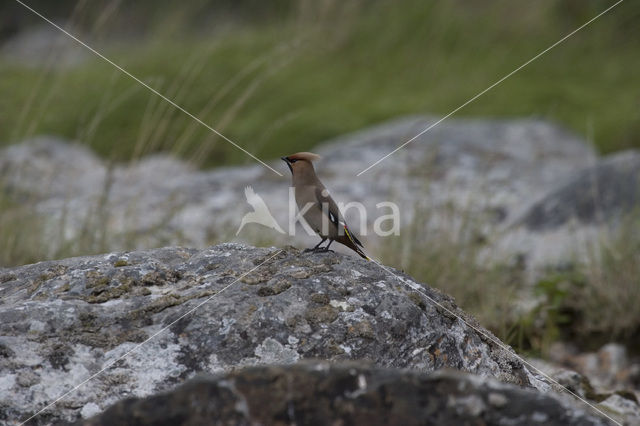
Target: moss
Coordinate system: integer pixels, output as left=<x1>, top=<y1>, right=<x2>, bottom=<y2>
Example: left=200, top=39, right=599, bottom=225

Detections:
left=34, top=292, right=50, bottom=301
left=56, top=282, right=71, bottom=293
left=73, top=328, right=149, bottom=349
left=408, top=292, right=426, bottom=311
left=257, top=279, right=291, bottom=297
left=124, top=290, right=218, bottom=320
left=28, top=266, right=68, bottom=295
left=86, top=275, right=111, bottom=290
left=205, top=263, right=220, bottom=271
left=27, top=279, right=44, bottom=296
left=78, top=311, right=97, bottom=328
left=347, top=320, right=375, bottom=339
left=0, top=273, right=16, bottom=283
left=86, top=285, right=129, bottom=303
left=614, top=390, right=639, bottom=404
left=246, top=304, right=258, bottom=315
left=310, top=293, right=330, bottom=305
left=102, top=373, right=130, bottom=386
left=272, top=280, right=292, bottom=294
left=75, top=333, right=112, bottom=348
left=127, top=295, right=182, bottom=319
left=85, top=276, right=140, bottom=303
left=39, top=266, right=68, bottom=281
left=141, top=270, right=182, bottom=286
left=141, top=272, right=163, bottom=286
left=304, top=305, right=339, bottom=324
left=113, top=259, right=129, bottom=267
left=288, top=269, right=311, bottom=279
left=257, top=286, right=274, bottom=297
left=327, top=342, right=345, bottom=355
left=241, top=274, right=268, bottom=285
left=0, top=343, right=15, bottom=358
left=117, top=329, right=149, bottom=344
left=285, top=314, right=304, bottom=328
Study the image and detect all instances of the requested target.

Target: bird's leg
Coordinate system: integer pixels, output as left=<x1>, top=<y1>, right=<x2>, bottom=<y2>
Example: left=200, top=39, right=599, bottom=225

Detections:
left=304, top=237, right=327, bottom=253
left=319, top=239, right=335, bottom=253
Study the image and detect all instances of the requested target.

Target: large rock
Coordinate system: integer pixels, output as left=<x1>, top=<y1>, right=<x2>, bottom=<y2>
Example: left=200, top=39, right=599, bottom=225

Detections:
left=0, top=117, right=602, bottom=270
left=494, top=150, right=640, bottom=272
left=82, top=362, right=612, bottom=426
left=519, top=151, right=640, bottom=230
left=0, top=244, right=540, bottom=424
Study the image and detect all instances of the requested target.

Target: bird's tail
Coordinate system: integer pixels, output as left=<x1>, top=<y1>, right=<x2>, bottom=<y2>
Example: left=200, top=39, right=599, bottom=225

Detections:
left=343, top=226, right=370, bottom=261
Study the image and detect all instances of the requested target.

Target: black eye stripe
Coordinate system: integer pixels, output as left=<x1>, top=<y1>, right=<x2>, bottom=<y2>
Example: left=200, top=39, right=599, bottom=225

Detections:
left=290, top=159, right=298, bottom=163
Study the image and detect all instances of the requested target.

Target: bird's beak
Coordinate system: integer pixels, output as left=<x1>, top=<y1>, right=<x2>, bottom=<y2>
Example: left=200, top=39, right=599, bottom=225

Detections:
left=281, top=156, right=293, bottom=173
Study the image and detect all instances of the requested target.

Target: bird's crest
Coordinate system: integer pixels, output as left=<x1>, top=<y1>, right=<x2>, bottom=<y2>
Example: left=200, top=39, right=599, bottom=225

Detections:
left=287, top=152, right=322, bottom=162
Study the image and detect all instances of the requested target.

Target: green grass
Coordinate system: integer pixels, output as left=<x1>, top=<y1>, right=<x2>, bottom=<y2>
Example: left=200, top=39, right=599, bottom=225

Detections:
left=1, top=0, right=639, bottom=167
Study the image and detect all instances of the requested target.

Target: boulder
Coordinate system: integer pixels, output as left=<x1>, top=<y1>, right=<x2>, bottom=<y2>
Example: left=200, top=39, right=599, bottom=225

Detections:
left=81, top=362, right=612, bottom=426
left=518, top=151, right=640, bottom=231
left=1, top=243, right=536, bottom=424
left=494, top=150, right=640, bottom=273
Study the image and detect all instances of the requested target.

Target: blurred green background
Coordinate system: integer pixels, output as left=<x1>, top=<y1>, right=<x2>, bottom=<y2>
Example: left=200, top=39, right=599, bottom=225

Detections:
left=1, top=0, right=639, bottom=167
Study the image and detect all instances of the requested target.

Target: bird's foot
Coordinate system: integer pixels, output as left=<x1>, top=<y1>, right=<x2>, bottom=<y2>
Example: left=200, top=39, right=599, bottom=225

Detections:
left=303, top=246, right=334, bottom=254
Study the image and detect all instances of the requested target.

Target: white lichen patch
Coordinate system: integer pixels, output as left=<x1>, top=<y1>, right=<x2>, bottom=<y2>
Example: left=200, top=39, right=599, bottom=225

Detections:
left=329, top=300, right=350, bottom=311
left=0, top=373, right=16, bottom=394
left=104, top=338, right=186, bottom=397
left=219, top=317, right=236, bottom=335
left=29, top=320, right=46, bottom=332
left=253, top=337, right=300, bottom=364
left=80, top=402, right=101, bottom=418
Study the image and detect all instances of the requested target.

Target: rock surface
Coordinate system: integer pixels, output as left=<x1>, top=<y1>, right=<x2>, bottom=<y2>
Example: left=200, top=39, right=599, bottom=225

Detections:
left=1, top=244, right=538, bottom=424
left=528, top=342, right=640, bottom=424
left=494, top=150, right=640, bottom=271
left=518, top=151, right=640, bottom=231
left=81, top=361, right=612, bottom=426
left=5, top=116, right=635, bottom=275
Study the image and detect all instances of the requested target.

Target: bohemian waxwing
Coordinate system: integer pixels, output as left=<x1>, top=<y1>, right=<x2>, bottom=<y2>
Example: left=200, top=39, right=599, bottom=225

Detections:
left=282, top=152, right=369, bottom=260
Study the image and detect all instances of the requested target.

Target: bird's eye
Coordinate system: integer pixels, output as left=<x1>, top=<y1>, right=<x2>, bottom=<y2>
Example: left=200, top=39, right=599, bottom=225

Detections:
left=290, top=159, right=298, bottom=163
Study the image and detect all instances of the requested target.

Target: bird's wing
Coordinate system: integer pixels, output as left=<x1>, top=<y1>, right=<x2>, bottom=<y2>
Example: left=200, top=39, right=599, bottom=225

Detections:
left=315, top=186, right=342, bottom=227
left=314, top=186, right=364, bottom=248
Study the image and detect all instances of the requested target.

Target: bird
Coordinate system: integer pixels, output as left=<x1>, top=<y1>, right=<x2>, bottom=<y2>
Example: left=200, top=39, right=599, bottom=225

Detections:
left=281, top=152, right=369, bottom=260
left=236, top=186, right=285, bottom=236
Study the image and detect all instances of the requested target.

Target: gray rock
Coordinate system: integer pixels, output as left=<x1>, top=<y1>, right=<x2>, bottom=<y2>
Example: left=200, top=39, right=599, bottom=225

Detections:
left=527, top=357, right=640, bottom=425
left=81, top=361, right=613, bottom=426
left=494, top=150, right=640, bottom=274
left=519, top=151, right=640, bottom=230
left=1, top=243, right=537, bottom=424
